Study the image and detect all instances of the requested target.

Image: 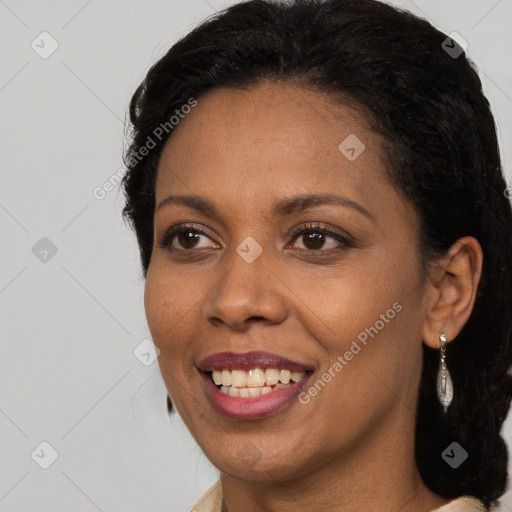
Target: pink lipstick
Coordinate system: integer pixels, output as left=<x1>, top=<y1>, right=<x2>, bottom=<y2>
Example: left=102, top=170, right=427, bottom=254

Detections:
left=197, top=351, right=314, bottom=420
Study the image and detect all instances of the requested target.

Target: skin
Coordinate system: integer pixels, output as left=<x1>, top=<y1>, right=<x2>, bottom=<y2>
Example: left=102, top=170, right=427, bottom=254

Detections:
left=144, top=80, right=483, bottom=512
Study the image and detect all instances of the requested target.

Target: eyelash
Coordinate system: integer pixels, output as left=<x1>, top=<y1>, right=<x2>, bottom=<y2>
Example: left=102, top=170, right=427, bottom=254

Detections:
left=158, top=222, right=354, bottom=253
left=288, top=223, right=354, bottom=250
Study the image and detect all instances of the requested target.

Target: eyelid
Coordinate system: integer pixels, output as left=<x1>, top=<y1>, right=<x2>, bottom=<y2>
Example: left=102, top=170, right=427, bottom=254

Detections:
left=157, top=223, right=221, bottom=250
left=286, top=222, right=356, bottom=251
left=288, top=222, right=354, bottom=242
left=158, top=221, right=356, bottom=251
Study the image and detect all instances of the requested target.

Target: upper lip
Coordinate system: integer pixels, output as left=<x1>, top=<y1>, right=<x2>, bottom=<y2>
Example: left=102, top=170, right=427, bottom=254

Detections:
left=197, top=351, right=315, bottom=373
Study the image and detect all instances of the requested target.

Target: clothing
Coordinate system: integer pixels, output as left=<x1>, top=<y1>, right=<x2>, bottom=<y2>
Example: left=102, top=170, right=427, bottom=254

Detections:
left=191, top=480, right=488, bottom=512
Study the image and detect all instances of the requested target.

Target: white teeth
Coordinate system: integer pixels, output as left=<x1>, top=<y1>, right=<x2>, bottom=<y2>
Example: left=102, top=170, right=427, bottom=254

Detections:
left=212, top=368, right=306, bottom=387
left=279, top=369, right=291, bottom=384
left=228, top=386, right=240, bottom=397
left=247, top=368, right=266, bottom=387
left=248, top=387, right=261, bottom=397
left=220, top=384, right=280, bottom=398
left=212, top=370, right=222, bottom=385
left=265, top=368, right=280, bottom=385
left=231, top=369, right=247, bottom=387
left=239, top=388, right=250, bottom=398
left=221, top=370, right=231, bottom=386
left=213, top=368, right=308, bottom=397
left=290, top=371, right=305, bottom=383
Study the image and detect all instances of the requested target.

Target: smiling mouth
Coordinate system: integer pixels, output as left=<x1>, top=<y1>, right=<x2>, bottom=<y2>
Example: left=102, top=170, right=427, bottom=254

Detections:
left=206, top=368, right=312, bottom=398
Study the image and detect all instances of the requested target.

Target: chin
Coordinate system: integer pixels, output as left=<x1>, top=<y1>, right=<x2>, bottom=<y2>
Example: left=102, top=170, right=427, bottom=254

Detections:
left=203, top=440, right=314, bottom=482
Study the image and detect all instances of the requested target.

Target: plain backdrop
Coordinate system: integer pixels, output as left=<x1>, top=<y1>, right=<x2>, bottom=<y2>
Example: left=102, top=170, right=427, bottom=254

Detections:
left=1, top=0, right=511, bottom=511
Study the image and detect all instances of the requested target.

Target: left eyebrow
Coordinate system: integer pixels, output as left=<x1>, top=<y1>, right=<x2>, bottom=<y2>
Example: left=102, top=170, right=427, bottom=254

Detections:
left=271, top=193, right=374, bottom=222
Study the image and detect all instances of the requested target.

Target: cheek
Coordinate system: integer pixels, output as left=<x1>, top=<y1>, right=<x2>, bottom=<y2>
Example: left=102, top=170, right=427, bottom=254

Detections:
left=143, top=261, right=214, bottom=393
left=144, top=267, right=199, bottom=410
left=143, top=265, right=189, bottom=376
left=144, top=261, right=203, bottom=343
left=286, top=252, right=412, bottom=342
left=144, top=268, right=170, bottom=342
left=301, top=250, right=424, bottom=396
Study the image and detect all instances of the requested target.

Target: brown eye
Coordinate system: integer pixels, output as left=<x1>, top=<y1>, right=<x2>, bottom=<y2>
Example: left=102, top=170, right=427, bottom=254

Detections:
left=302, top=232, right=327, bottom=250
left=158, top=224, right=220, bottom=251
left=289, top=223, right=354, bottom=252
left=176, top=230, right=201, bottom=249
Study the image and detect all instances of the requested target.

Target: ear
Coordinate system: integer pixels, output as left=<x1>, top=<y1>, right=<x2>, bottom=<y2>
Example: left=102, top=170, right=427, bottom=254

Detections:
left=422, top=236, right=483, bottom=349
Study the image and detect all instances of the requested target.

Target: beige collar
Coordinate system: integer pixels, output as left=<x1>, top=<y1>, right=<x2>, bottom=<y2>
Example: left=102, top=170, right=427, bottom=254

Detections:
left=192, top=480, right=488, bottom=512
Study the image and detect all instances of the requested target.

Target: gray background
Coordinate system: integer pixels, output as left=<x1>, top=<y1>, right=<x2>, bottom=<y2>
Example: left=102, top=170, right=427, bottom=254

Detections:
left=1, top=0, right=511, bottom=510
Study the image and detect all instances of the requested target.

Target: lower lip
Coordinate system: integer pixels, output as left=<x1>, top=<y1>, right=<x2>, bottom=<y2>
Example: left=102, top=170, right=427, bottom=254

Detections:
left=200, top=371, right=311, bottom=420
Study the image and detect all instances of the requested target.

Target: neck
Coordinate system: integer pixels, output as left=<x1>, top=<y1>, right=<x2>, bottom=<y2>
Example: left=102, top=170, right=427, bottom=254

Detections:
left=219, top=405, right=450, bottom=512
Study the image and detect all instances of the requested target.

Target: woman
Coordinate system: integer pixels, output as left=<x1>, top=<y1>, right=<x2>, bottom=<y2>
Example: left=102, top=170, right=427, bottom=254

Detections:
left=121, top=0, right=512, bottom=510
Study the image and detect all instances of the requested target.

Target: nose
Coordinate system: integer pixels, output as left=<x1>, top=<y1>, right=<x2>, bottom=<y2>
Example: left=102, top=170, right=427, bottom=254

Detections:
left=203, top=245, right=288, bottom=331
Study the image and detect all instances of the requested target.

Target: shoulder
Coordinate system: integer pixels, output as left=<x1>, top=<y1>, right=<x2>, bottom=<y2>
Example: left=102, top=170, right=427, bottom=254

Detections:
left=191, top=483, right=488, bottom=512
left=191, top=480, right=223, bottom=512
left=430, top=496, right=488, bottom=512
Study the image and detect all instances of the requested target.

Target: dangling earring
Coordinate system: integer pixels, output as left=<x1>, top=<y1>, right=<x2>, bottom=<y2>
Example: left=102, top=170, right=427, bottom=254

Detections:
left=166, top=394, right=173, bottom=414
left=436, top=332, right=453, bottom=413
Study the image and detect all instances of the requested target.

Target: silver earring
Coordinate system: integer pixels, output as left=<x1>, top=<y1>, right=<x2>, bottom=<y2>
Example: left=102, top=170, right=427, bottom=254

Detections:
left=436, top=332, right=453, bottom=412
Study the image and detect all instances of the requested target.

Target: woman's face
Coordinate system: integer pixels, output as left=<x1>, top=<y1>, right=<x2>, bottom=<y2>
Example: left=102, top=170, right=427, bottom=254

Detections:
left=145, top=81, right=430, bottom=481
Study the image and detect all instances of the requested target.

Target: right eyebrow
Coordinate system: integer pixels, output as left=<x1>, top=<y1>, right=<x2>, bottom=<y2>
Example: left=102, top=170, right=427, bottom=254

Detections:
left=156, top=195, right=218, bottom=217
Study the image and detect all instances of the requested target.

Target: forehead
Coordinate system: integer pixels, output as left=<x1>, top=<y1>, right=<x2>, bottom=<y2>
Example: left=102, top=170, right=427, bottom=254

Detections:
left=155, top=81, right=393, bottom=213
